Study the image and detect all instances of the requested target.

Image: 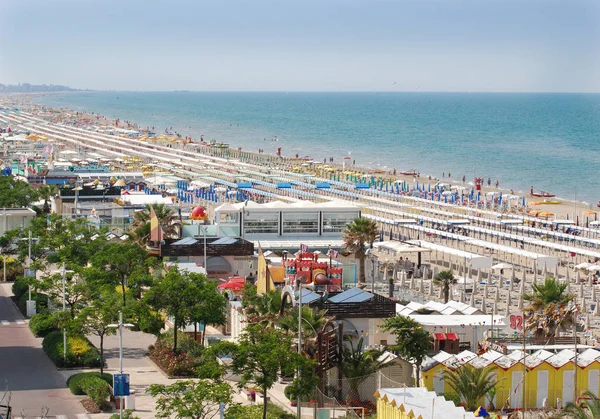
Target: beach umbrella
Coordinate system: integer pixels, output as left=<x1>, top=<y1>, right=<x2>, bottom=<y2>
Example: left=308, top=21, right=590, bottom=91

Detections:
left=494, top=287, right=499, bottom=303
left=493, top=300, right=498, bottom=315
left=520, top=277, right=525, bottom=295
left=493, top=262, right=513, bottom=270
left=566, top=268, right=570, bottom=283
left=506, top=289, right=512, bottom=307
left=468, top=292, right=474, bottom=307
left=483, top=281, right=488, bottom=299
left=409, top=276, right=415, bottom=290
left=511, top=268, right=517, bottom=291
left=576, top=270, right=581, bottom=283
left=480, top=297, right=487, bottom=314
left=420, top=276, right=424, bottom=293
left=439, top=286, right=444, bottom=301
left=580, top=284, right=585, bottom=298
left=594, top=302, right=599, bottom=316
left=428, top=279, right=433, bottom=296
left=592, top=286, right=596, bottom=302
left=542, top=264, right=547, bottom=278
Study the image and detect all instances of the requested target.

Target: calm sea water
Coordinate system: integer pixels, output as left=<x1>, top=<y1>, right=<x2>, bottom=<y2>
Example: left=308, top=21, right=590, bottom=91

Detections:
left=36, top=92, right=600, bottom=203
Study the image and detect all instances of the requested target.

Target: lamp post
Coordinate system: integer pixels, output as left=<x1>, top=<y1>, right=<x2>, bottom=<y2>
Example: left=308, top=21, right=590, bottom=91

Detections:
left=108, top=311, right=134, bottom=419
left=2, top=207, right=7, bottom=282
left=62, top=264, right=66, bottom=361
left=202, top=226, right=208, bottom=271
left=296, top=276, right=303, bottom=419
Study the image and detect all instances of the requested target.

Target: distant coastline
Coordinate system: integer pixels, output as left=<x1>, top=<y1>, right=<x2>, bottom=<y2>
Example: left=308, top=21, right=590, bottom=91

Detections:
left=31, top=91, right=600, bottom=206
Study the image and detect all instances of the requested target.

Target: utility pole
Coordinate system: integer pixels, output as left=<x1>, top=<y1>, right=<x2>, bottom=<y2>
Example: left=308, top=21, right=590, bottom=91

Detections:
left=297, top=276, right=302, bottom=419
left=62, top=264, right=66, bottom=361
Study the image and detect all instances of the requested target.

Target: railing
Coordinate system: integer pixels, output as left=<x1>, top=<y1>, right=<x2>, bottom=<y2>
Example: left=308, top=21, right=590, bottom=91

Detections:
left=160, top=239, right=254, bottom=257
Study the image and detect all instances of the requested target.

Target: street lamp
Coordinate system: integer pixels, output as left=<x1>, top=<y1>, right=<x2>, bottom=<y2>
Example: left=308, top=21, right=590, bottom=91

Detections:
left=202, top=226, right=208, bottom=271
left=108, top=311, right=134, bottom=419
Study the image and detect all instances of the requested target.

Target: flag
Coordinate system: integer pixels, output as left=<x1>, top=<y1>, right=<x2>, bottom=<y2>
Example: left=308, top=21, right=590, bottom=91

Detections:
left=150, top=205, right=164, bottom=243
left=300, top=243, right=308, bottom=253
left=329, top=249, right=339, bottom=258
left=256, top=243, right=275, bottom=295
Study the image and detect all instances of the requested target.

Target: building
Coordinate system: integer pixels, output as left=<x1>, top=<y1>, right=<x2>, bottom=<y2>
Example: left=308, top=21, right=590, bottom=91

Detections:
left=421, top=348, right=600, bottom=409
left=375, top=387, right=468, bottom=419
left=0, top=208, right=37, bottom=236
left=214, top=199, right=360, bottom=250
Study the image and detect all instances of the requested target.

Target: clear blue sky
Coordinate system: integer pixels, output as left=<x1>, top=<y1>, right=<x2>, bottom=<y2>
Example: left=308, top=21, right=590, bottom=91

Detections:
left=1, top=0, right=599, bottom=92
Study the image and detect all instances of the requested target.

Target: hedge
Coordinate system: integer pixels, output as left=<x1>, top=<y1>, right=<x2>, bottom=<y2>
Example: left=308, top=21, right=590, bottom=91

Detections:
left=12, top=277, right=28, bottom=300
left=67, top=372, right=113, bottom=395
left=29, top=312, right=58, bottom=337
left=42, top=330, right=102, bottom=368
left=18, top=291, right=47, bottom=315
left=80, top=375, right=110, bottom=407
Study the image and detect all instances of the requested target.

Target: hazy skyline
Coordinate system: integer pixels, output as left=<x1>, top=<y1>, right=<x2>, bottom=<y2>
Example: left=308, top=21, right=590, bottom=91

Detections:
left=1, top=0, right=599, bottom=92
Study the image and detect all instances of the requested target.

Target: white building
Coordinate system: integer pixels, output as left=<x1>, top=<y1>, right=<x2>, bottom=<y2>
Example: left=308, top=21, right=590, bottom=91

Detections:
left=214, top=200, right=360, bottom=249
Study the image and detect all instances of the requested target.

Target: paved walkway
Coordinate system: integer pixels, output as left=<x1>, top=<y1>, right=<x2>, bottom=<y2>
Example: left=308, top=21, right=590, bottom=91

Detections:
left=0, top=283, right=89, bottom=419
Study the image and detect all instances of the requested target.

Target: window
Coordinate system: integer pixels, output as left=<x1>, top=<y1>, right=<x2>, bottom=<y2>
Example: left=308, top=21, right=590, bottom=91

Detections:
left=244, top=212, right=279, bottom=234
left=219, top=212, right=238, bottom=224
left=322, top=212, right=358, bottom=233
left=282, top=212, right=319, bottom=234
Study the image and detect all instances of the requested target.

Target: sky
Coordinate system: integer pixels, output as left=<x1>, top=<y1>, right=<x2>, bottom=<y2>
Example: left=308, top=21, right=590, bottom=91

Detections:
left=1, top=0, right=599, bottom=92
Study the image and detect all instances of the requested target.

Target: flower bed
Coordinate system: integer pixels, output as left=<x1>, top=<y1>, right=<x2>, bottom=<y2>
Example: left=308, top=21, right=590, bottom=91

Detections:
left=148, top=338, right=195, bottom=377
left=42, top=331, right=102, bottom=368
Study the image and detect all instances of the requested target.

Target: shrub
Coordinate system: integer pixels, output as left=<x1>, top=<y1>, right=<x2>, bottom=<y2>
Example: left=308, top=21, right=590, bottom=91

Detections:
left=80, top=376, right=110, bottom=408
left=225, top=403, right=296, bottom=419
left=67, top=372, right=113, bottom=395
left=18, top=291, right=48, bottom=315
left=42, top=331, right=102, bottom=368
left=149, top=338, right=195, bottom=377
left=110, top=410, right=140, bottom=419
left=29, top=311, right=58, bottom=337
left=12, top=277, right=28, bottom=299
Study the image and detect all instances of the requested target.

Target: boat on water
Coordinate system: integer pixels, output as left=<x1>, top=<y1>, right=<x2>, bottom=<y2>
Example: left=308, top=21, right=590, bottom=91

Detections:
left=400, top=169, right=418, bottom=176
left=530, top=187, right=555, bottom=198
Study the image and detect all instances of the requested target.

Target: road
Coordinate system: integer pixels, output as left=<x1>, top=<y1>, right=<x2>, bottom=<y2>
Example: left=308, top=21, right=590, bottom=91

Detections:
left=0, top=284, right=87, bottom=418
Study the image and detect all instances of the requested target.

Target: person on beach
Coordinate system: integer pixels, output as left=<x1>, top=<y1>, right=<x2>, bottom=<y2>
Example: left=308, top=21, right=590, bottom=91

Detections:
left=442, top=172, right=445, bottom=178
left=487, top=178, right=491, bottom=186
left=495, top=180, right=499, bottom=188
left=462, top=175, right=466, bottom=183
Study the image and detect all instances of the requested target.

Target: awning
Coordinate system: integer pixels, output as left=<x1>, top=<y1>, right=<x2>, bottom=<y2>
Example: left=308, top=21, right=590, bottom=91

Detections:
left=434, top=333, right=446, bottom=340
left=446, top=333, right=459, bottom=341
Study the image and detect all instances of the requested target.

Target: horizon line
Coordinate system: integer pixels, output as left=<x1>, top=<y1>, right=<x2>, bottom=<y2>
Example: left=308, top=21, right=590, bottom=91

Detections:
left=31, top=89, right=600, bottom=95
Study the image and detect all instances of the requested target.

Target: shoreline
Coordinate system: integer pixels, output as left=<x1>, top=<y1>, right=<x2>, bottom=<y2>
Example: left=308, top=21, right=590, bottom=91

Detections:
left=2, top=92, right=597, bottom=220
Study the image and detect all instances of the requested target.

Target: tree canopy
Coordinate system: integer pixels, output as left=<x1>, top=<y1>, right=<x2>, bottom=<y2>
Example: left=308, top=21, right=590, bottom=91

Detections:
left=342, top=217, right=377, bottom=286
left=381, top=314, right=431, bottom=385
left=0, top=176, right=39, bottom=207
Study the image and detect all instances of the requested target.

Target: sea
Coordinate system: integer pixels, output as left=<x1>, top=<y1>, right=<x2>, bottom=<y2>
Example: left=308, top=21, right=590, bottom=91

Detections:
left=35, top=92, right=600, bottom=204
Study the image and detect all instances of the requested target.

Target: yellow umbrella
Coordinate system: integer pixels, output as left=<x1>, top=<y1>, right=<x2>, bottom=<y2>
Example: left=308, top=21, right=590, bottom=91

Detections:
left=583, top=211, right=597, bottom=215
left=539, top=212, right=554, bottom=217
left=114, top=179, right=127, bottom=187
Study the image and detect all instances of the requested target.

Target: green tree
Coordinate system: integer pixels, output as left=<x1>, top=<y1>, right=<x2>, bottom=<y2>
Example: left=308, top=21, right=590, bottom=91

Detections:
left=78, top=287, right=120, bottom=374
left=442, top=365, right=497, bottom=411
left=188, top=278, right=227, bottom=345
left=225, top=324, right=302, bottom=419
left=0, top=176, right=39, bottom=207
left=340, top=336, right=384, bottom=404
left=130, top=203, right=181, bottom=244
left=342, top=217, right=378, bottom=287
left=39, top=270, right=89, bottom=318
left=37, top=185, right=58, bottom=214
left=277, top=306, right=329, bottom=339
left=241, top=284, right=282, bottom=327
left=91, top=242, right=149, bottom=307
left=552, top=391, right=600, bottom=418
left=149, top=380, right=233, bottom=419
left=381, top=314, right=431, bottom=386
left=523, top=276, right=575, bottom=338
left=144, top=267, right=198, bottom=352
left=434, top=269, right=456, bottom=303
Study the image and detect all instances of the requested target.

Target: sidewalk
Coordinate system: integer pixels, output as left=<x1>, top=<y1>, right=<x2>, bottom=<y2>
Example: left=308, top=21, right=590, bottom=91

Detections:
left=79, top=328, right=296, bottom=418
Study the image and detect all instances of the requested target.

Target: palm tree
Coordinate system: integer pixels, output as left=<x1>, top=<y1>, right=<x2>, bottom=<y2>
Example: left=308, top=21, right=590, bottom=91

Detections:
left=37, top=185, right=58, bottom=214
left=434, top=270, right=456, bottom=303
left=442, top=365, right=497, bottom=411
left=130, top=203, right=181, bottom=244
left=277, top=306, right=329, bottom=339
left=523, top=276, right=574, bottom=338
left=342, top=218, right=378, bottom=288
left=552, top=391, right=600, bottom=418
left=341, top=336, right=384, bottom=404
left=241, top=284, right=282, bottom=327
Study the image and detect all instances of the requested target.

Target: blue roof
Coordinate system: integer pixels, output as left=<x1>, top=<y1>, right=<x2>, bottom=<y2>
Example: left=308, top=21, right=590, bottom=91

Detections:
left=327, top=288, right=375, bottom=303
left=212, top=237, right=237, bottom=245
left=237, top=182, right=253, bottom=188
left=316, top=182, right=330, bottom=189
left=295, top=288, right=321, bottom=304
left=355, top=183, right=371, bottom=189
left=277, top=182, right=292, bottom=189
